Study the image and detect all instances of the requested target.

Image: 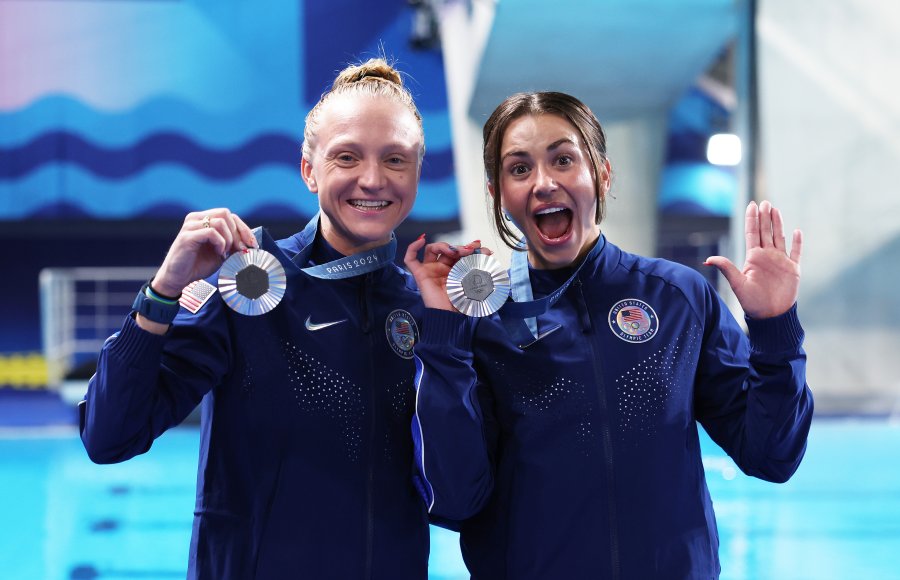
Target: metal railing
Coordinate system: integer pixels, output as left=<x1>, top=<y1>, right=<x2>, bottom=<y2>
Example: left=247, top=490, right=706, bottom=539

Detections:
left=39, top=267, right=156, bottom=389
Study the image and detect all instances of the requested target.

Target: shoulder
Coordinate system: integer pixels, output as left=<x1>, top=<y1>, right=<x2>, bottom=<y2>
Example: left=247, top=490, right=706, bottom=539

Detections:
left=599, top=241, right=717, bottom=328
left=610, top=243, right=711, bottom=297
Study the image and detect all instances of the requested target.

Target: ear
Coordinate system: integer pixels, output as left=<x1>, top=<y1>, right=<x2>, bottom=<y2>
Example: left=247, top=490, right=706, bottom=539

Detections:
left=300, top=157, right=318, bottom=193
left=597, top=159, right=612, bottom=197
left=487, top=180, right=495, bottom=198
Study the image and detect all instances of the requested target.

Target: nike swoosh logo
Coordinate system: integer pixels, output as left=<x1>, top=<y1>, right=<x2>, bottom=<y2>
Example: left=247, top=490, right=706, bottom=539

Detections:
left=518, top=324, right=562, bottom=349
left=305, top=315, right=348, bottom=332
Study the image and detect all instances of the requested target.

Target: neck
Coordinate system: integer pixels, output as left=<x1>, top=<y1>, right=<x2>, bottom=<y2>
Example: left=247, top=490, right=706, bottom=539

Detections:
left=527, top=228, right=601, bottom=270
left=320, top=225, right=390, bottom=257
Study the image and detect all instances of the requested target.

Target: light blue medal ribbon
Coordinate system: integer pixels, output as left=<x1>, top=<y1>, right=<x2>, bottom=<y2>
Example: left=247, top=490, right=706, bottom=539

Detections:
left=497, top=235, right=605, bottom=346
left=218, top=214, right=394, bottom=316
left=254, top=213, right=396, bottom=280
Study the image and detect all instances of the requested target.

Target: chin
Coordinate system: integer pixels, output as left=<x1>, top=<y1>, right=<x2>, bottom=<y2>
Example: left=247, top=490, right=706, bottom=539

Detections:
left=540, top=251, right=580, bottom=269
left=528, top=240, right=576, bottom=269
left=528, top=227, right=595, bottom=269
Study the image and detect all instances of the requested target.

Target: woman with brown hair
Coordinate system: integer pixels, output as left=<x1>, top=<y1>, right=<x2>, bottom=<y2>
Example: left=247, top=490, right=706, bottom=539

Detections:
left=406, top=91, right=813, bottom=578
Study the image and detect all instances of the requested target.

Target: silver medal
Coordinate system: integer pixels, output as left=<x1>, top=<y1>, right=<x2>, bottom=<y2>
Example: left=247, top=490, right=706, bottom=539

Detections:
left=218, top=248, right=287, bottom=316
left=446, top=253, right=510, bottom=317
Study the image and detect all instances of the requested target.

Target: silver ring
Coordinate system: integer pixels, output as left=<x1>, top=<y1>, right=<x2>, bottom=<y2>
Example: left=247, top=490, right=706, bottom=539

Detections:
left=434, top=252, right=443, bottom=262
left=202, top=215, right=211, bottom=229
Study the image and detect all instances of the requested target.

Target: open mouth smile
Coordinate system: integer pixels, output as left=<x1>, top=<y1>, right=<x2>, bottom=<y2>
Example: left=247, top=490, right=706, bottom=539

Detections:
left=533, top=205, right=573, bottom=243
left=348, top=200, right=392, bottom=212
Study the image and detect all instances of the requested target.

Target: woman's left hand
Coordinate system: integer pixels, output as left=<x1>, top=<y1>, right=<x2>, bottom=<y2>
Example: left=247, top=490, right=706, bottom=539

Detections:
left=404, top=237, right=488, bottom=312
left=705, top=200, right=802, bottom=319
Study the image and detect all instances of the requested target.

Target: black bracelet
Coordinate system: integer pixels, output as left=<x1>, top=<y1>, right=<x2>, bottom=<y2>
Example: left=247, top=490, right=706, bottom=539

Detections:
left=133, top=282, right=181, bottom=325
left=147, top=278, right=182, bottom=301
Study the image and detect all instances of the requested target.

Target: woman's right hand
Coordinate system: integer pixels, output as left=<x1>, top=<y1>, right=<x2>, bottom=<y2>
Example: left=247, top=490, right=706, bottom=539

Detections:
left=151, top=209, right=257, bottom=298
left=404, top=236, right=489, bottom=312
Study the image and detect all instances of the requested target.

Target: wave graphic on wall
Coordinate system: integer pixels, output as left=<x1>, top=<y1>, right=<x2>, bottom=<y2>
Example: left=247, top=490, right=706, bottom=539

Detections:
left=0, top=96, right=454, bottom=150
left=1, top=157, right=459, bottom=221
left=0, top=131, right=454, bottom=182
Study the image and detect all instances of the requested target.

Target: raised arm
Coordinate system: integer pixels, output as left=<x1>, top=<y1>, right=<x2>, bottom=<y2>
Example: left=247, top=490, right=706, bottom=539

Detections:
left=405, top=237, right=498, bottom=520
left=80, top=208, right=254, bottom=463
left=698, top=200, right=813, bottom=482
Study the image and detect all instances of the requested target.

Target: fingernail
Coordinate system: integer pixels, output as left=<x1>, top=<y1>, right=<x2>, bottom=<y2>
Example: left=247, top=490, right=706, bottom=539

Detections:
left=448, top=245, right=458, bottom=252
left=417, top=233, right=426, bottom=241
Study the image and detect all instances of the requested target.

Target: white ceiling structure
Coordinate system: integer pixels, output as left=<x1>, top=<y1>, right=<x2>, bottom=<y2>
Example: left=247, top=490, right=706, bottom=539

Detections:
left=467, top=0, right=741, bottom=122
left=434, top=0, right=745, bottom=258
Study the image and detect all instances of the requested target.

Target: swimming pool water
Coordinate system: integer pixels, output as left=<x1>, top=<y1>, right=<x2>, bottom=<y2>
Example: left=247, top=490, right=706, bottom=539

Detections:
left=1, top=420, right=898, bottom=579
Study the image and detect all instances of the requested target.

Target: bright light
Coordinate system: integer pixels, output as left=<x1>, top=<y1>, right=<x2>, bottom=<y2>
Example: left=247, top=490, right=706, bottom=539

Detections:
left=707, top=133, right=742, bottom=166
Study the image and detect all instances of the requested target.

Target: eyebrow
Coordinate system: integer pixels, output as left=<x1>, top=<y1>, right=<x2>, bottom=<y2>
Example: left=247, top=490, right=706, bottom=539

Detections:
left=501, top=138, right=576, bottom=162
left=324, top=139, right=420, bottom=154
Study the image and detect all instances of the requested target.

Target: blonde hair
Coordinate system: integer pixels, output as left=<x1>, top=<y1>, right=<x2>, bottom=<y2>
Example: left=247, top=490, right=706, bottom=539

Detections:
left=302, top=58, right=424, bottom=159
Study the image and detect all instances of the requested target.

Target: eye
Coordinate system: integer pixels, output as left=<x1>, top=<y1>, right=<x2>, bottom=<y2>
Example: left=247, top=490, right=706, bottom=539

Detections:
left=509, top=163, right=530, bottom=176
left=556, top=154, right=573, bottom=167
left=386, top=155, right=404, bottom=165
left=334, top=152, right=357, bottom=165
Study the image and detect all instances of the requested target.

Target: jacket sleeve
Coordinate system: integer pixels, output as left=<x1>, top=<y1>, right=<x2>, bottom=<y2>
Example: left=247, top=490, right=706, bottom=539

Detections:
left=411, top=308, right=498, bottom=521
left=694, top=282, right=814, bottom=484
left=79, top=299, right=231, bottom=464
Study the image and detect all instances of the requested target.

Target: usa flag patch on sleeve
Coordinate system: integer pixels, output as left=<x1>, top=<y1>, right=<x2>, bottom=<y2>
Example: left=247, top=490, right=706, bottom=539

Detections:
left=179, top=279, right=217, bottom=314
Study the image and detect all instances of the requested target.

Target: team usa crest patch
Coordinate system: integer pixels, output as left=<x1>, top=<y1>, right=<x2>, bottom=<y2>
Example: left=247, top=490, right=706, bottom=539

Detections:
left=608, top=299, right=659, bottom=343
left=385, top=309, right=419, bottom=359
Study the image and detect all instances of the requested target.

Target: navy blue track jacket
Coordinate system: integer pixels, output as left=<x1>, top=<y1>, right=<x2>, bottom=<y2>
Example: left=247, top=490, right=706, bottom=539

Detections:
left=81, top=228, right=429, bottom=579
left=412, top=236, right=813, bottom=579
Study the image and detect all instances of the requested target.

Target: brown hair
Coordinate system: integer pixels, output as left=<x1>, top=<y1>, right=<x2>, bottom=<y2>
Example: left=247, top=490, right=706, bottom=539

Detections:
left=302, top=58, right=424, bottom=159
left=482, top=91, right=609, bottom=249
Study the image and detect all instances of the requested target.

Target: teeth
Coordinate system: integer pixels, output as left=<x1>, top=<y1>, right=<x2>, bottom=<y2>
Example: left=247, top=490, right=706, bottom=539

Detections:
left=349, top=200, right=390, bottom=208
left=535, top=207, right=567, bottom=216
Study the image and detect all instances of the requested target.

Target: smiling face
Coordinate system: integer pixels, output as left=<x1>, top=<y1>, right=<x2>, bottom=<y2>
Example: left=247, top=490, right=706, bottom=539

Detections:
left=301, top=94, right=423, bottom=256
left=494, top=113, right=610, bottom=270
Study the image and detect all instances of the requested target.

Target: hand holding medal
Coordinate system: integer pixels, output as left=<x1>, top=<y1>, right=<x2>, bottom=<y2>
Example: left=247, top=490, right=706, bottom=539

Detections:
left=135, top=209, right=264, bottom=332
left=404, top=237, right=510, bottom=317
left=151, top=209, right=259, bottom=298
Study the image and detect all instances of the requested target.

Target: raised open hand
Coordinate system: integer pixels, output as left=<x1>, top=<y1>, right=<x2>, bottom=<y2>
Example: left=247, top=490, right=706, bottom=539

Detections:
left=704, top=201, right=802, bottom=319
left=404, top=236, right=487, bottom=312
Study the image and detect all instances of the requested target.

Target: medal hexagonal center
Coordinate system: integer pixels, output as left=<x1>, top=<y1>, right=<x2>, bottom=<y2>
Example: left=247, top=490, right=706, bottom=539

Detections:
left=461, top=268, right=494, bottom=302
left=235, top=264, right=269, bottom=299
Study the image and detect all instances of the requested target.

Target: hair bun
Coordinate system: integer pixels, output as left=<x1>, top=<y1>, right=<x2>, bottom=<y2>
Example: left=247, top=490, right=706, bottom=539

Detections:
left=332, top=58, right=402, bottom=90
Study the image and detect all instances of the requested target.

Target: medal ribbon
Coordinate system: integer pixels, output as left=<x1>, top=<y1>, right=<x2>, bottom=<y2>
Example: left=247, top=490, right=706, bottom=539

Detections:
left=254, top=214, right=396, bottom=280
left=498, top=235, right=605, bottom=345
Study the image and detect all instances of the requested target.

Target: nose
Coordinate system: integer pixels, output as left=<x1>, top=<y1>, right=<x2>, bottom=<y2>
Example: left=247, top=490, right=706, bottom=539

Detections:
left=358, top=159, right=386, bottom=192
left=533, top=164, right=557, bottom=198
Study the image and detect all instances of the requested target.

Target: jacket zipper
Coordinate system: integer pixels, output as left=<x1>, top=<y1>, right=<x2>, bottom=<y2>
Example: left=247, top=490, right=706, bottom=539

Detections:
left=576, top=278, right=621, bottom=579
left=361, top=273, right=376, bottom=580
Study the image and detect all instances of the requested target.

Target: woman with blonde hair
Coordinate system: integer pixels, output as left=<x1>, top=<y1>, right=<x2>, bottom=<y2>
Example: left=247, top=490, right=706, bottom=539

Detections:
left=81, top=59, right=474, bottom=579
